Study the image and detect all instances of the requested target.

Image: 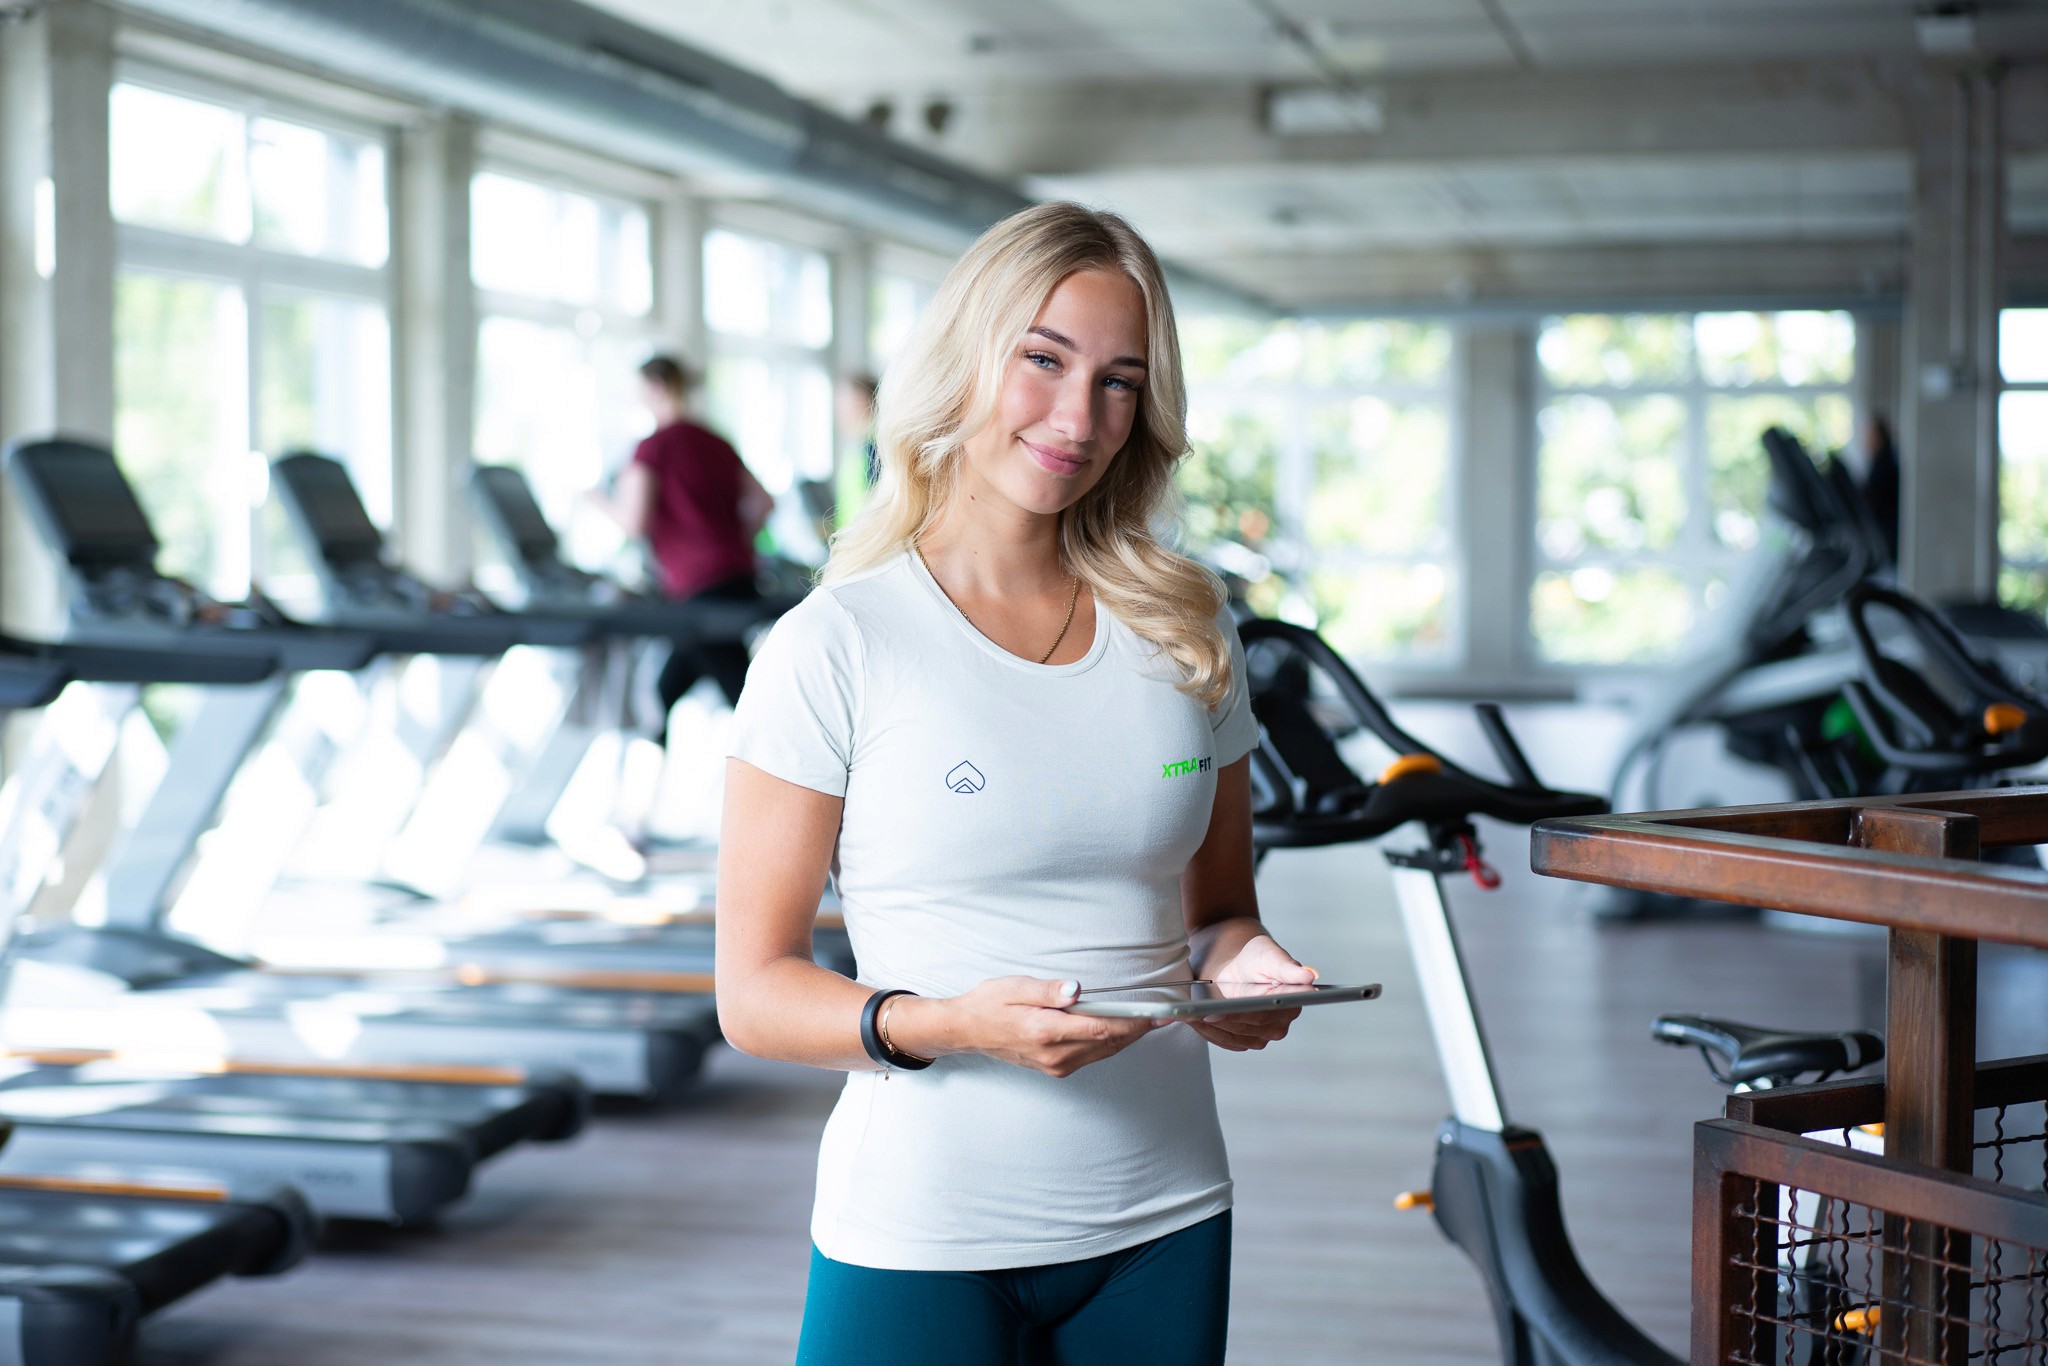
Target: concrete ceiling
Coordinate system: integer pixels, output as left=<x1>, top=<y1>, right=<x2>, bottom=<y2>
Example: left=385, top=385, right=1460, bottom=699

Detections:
left=585, top=0, right=2048, bottom=311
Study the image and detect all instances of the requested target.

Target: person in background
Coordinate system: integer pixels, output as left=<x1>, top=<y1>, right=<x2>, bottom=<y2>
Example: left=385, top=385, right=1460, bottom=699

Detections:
left=1857, top=413, right=1901, bottom=568
left=592, top=354, right=773, bottom=742
left=841, top=372, right=882, bottom=487
left=830, top=372, right=882, bottom=529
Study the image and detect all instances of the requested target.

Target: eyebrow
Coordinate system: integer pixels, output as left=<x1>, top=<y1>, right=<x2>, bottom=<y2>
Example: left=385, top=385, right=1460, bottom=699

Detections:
left=1028, top=326, right=1147, bottom=371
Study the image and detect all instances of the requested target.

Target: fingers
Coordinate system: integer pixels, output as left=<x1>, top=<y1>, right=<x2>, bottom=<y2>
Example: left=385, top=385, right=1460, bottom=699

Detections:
left=983, top=976, right=1081, bottom=1007
left=1026, top=1015, right=1155, bottom=1077
left=1190, top=1006, right=1304, bottom=1052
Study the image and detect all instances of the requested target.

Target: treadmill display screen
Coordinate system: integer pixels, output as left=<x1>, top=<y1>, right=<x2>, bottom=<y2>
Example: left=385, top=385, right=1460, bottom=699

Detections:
left=274, top=455, right=385, bottom=563
left=16, top=445, right=158, bottom=562
left=475, top=468, right=559, bottom=563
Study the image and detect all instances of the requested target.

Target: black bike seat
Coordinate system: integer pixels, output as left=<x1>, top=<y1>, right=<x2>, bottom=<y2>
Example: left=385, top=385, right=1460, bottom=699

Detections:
left=1652, top=1013, right=1883, bottom=1086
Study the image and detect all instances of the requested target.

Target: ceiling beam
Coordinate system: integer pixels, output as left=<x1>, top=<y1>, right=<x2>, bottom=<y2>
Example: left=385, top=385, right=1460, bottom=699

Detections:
left=1204, top=235, right=2048, bottom=316
left=955, top=60, right=2048, bottom=179
left=1199, top=237, right=1916, bottom=316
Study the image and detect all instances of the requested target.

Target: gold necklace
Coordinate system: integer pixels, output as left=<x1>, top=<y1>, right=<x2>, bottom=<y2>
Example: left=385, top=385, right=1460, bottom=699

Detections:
left=914, top=542, right=1081, bottom=665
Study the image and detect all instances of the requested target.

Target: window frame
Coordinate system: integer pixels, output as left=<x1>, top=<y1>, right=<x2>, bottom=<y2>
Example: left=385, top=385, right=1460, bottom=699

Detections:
left=1184, top=321, right=1465, bottom=668
left=110, top=62, right=400, bottom=597
left=1528, top=311, right=1859, bottom=668
left=1998, top=308, right=2048, bottom=601
left=468, top=152, right=665, bottom=330
left=699, top=215, right=840, bottom=497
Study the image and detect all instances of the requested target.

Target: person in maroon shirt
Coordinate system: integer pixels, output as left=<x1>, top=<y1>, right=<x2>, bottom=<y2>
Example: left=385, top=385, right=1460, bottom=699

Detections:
left=595, top=355, right=774, bottom=742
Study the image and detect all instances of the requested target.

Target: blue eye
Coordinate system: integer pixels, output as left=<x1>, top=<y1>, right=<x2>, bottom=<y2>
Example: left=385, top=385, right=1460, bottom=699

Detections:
left=1024, top=351, right=1059, bottom=370
left=1105, top=375, right=1142, bottom=393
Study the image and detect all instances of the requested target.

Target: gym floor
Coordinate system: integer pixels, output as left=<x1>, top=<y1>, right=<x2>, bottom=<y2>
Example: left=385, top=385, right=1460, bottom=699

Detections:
left=138, top=817, right=1874, bottom=1364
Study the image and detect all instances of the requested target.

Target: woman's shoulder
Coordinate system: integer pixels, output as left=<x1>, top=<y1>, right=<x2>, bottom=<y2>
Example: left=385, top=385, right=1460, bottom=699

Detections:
left=767, top=556, right=914, bottom=646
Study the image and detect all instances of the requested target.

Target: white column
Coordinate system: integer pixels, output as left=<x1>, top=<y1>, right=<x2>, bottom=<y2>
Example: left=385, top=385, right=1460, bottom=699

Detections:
left=659, top=191, right=708, bottom=367
left=831, top=234, right=875, bottom=491
left=1456, top=323, right=1537, bottom=688
left=1899, top=67, right=2005, bottom=602
left=392, top=110, right=477, bottom=583
left=0, top=0, right=116, bottom=633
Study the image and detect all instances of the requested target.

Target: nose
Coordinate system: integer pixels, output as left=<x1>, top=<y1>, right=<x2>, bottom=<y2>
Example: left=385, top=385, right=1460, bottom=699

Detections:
left=1047, top=371, right=1096, bottom=445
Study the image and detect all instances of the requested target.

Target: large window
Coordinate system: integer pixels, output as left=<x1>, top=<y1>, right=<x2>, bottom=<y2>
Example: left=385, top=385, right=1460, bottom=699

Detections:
left=701, top=227, right=835, bottom=563
left=111, top=78, right=392, bottom=598
left=1532, top=311, right=1855, bottom=664
left=1181, top=318, right=1457, bottom=661
left=1999, top=309, right=2048, bottom=611
left=470, top=168, right=657, bottom=568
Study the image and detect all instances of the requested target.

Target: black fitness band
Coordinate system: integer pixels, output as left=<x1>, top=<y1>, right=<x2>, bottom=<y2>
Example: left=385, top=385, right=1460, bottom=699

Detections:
left=860, top=988, right=931, bottom=1071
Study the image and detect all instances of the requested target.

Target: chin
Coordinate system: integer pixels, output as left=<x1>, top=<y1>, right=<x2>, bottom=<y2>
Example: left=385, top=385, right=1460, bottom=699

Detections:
left=998, top=476, right=1085, bottom=518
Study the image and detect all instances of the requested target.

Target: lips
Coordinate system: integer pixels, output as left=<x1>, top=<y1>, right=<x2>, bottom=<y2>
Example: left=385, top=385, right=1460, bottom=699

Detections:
left=1025, top=442, right=1088, bottom=476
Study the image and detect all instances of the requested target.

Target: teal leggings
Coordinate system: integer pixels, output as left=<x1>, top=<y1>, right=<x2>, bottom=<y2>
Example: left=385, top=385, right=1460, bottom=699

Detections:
left=795, top=1211, right=1231, bottom=1366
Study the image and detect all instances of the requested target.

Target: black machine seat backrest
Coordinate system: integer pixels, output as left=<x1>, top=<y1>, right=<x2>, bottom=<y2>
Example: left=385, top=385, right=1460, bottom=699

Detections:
left=1746, top=427, right=1872, bottom=658
left=1250, top=689, right=1370, bottom=816
left=1242, top=618, right=1607, bottom=847
left=1822, top=454, right=1894, bottom=570
left=472, top=466, right=563, bottom=570
left=269, top=451, right=388, bottom=573
left=1846, top=583, right=2027, bottom=742
left=4, top=438, right=162, bottom=573
left=1652, top=1013, right=1883, bottom=1087
left=1760, top=426, right=1843, bottom=539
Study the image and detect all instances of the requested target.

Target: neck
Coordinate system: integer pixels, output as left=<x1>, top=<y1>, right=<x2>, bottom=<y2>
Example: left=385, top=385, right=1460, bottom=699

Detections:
left=918, top=474, right=1068, bottom=597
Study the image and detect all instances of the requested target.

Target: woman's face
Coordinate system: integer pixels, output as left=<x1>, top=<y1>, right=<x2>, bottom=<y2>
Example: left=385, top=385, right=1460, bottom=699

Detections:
left=957, top=267, right=1148, bottom=521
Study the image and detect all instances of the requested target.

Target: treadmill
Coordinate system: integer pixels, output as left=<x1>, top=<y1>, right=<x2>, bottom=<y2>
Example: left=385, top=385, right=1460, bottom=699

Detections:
left=0, top=641, right=317, bottom=1366
left=253, top=452, right=852, bottom=981
left=0, top=605, right=585, bottom=1224
left=449, top=465, right=846, bottom=948
left=0, top=440, right=715, bottom=1106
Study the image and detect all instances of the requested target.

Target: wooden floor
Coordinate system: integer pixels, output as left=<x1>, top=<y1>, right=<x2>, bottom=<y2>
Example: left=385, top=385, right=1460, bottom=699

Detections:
left=141, top=825, right=1880, bottom=1365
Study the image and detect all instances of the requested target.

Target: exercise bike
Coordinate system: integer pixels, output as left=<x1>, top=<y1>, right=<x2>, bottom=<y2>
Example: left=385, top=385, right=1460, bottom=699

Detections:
left=1241, top=619, right=1892, bottom=1365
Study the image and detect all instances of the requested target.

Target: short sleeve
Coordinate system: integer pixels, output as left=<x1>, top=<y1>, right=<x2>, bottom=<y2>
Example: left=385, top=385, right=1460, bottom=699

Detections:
left=727, top=590, right=863, bottom=797
left=1210, top=611, right=1259, bottom=767
left=629, top=432, right=659, bottom=469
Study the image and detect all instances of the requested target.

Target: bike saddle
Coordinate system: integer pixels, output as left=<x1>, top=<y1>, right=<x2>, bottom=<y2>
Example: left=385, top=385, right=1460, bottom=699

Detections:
left=1652, top=1013, right=1883, bottom=1087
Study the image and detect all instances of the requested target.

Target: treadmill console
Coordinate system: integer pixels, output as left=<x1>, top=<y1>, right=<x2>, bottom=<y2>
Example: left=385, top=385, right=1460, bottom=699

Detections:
left=272, top=452, right=499, bottom=620
left=3, top=439, right=211, bottom=626
left=471, top=465, right=615, bottom=606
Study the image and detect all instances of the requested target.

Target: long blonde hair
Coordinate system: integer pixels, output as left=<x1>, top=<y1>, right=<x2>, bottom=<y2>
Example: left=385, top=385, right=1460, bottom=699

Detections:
left=825, top=201, right=1231, bottom=708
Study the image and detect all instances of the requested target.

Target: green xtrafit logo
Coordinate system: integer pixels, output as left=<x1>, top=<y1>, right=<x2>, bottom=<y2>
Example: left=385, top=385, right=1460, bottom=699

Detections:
left=1161, top=756, right=1213, bottom=779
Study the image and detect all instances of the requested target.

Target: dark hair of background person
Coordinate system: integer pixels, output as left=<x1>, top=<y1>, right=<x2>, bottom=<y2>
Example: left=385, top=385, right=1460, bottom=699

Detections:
left=641, top=354, right=694, bottom=400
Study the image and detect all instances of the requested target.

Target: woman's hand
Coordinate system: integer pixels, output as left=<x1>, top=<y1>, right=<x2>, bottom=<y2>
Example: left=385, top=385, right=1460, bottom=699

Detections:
left=1192, top=934, right=1317, bottom=1053
left=889, top=978, right=1157, bottom=1079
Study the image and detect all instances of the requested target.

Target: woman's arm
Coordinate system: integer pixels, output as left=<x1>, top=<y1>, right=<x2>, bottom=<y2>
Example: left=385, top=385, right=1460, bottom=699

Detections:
left=587, top=461, right=655, bottom=539
left=716, top=758, right=1157, bottom=1076
left=735, top=463, right=774, bottom=539
left=1180, top=756, right=1316, bottom=1052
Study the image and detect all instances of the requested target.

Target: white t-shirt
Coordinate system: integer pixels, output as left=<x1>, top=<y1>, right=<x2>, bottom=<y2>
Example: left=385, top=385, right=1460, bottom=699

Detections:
left=726, top=551, right=1259, bottom=1271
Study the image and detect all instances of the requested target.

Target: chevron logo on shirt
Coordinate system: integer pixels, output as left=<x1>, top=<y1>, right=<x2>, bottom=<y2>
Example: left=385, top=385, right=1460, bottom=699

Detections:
left=946, top=761, right=986, bottom=794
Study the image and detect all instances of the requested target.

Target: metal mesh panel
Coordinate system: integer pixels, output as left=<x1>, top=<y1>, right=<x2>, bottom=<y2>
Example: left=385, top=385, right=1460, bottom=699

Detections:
left=1976, top=1101, right=2048, bottom=1194
left=1714, top=1106, right=2048, bottom=1365
left=1723, top=1182, right=2048, bottom=1363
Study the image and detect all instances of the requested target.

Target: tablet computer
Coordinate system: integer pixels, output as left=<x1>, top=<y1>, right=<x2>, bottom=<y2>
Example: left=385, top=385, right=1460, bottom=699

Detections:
left=1063, top=980, right=1381, bottom=1020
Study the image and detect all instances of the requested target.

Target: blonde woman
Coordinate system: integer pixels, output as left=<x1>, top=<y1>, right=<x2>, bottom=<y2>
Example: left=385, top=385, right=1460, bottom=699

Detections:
left=716, top=201, right=1315, bottom=1366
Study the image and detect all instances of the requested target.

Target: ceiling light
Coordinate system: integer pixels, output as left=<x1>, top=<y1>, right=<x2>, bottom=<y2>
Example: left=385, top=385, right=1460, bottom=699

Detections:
left=1915, top=3, right=1979, bottom=55
left=1267, top=86, right=1384, bottom=137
